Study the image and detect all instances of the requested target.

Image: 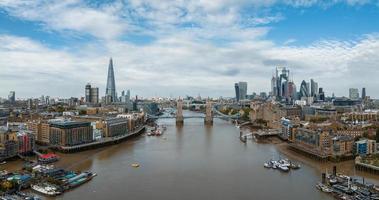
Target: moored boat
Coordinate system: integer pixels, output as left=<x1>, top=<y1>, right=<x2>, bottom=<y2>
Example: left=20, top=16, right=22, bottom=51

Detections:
left=31, top=184, right=61, bottom=196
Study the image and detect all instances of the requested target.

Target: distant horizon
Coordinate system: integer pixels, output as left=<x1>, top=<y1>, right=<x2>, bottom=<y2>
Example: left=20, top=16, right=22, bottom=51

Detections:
left=1, top=1, right=378, bottom=98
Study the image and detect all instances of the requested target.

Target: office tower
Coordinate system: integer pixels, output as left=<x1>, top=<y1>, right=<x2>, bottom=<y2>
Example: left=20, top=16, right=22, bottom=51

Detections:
left=91, top=88, right=99, bottom=104
left=27, top=99, right=33, bottom=110
left=234, top=83, right=240, bottom=102
left=349, top=88, right=359, bottom=100
left=8, top=91, right=15, bottom=104
left=120, top=89, right=131, bottom=103
left=318, top=88, right=325, bottom=101
left=85, top=83, right=91, bottom=103
left=300, top=80, right=309, bottom=98
left=310, top=79, right=318, bottom=97
left=85, top=83, right=99, bottom=104
left=287, top=81, right=296, bottom=101
left=271, top=76, right=277, bottom=97
left=273, top=67, right=290, bottom=100
left=238, top=82, right=248, bottom=100
left=45, top=96, right=50, bottom=105
left=362, top=88, right=366, bottom=99
left=105, top=58, right=117, bottom=103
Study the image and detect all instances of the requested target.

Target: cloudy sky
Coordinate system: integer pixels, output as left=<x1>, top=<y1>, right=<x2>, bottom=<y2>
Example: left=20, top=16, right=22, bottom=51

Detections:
left=0, top=0, right=379, bottom=99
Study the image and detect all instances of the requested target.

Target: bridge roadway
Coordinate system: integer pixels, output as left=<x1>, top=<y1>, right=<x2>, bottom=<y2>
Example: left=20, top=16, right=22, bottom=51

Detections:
left=148, top=115, right=237, bottom=119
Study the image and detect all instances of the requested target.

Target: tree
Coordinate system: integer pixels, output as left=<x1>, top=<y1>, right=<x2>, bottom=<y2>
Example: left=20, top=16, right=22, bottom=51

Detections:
left=376, top=128, right=379, bottom=143
left=79, top=110, right=87, bottom=115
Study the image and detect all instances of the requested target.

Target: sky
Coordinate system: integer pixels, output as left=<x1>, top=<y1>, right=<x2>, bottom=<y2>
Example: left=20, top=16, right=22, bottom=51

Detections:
left=0, top=0, right=379, bottom=99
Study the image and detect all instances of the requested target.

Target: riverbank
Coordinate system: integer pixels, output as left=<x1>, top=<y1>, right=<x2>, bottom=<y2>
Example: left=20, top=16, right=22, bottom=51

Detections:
left=239, top=126, right=379, bottom=181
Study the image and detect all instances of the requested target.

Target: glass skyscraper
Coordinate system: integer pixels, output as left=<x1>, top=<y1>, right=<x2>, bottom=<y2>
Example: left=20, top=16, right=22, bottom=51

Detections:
left=105, top=58, right=117, bottom=102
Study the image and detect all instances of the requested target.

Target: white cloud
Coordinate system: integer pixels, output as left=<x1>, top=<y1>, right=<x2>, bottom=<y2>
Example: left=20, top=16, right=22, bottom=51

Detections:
left=0, top=0, right=127, bottom=40
left=0, top=0, right=378, bottom=98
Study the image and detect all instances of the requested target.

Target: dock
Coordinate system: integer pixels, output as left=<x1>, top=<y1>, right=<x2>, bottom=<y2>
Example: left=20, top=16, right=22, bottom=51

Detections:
left=252, top=129, right=280, bottom=139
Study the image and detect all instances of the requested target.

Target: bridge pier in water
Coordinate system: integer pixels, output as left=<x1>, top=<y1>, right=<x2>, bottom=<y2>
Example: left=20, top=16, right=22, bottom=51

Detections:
left=176, top=99, right=184, bottom=125
left=204, top=100, right=213, bottom=125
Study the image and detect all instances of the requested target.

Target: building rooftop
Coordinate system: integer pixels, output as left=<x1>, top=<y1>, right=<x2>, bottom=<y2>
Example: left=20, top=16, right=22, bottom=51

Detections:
left=49, top=120, right=91, bottom=128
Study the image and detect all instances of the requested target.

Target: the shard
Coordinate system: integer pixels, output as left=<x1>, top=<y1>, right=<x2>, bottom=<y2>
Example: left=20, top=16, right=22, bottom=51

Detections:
left=105, top=58, right=117, bottom=102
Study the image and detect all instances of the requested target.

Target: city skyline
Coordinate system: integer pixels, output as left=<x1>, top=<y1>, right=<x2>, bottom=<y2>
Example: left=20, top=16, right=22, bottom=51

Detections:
left=0, top=1, right=379, bottom=98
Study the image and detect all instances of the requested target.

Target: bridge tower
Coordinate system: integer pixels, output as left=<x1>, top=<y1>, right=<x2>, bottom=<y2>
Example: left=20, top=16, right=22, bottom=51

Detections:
left=176, top=98, right=184, bottom=125
left=204, top=100, right=213, bottom=125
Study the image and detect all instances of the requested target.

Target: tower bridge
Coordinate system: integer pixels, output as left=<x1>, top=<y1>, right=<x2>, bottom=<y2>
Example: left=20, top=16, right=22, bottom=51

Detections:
left=147, top=99, right=240, bottom=125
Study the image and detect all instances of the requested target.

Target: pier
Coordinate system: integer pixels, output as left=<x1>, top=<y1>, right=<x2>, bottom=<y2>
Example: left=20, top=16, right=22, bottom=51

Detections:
left=252, top=129, right=280, bottom=139
left=355, top=157, right=379, bottom=175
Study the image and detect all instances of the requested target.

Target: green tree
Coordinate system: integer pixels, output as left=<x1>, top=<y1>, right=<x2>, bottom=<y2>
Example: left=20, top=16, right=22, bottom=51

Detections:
left=79, top=110, right=87, bottom=115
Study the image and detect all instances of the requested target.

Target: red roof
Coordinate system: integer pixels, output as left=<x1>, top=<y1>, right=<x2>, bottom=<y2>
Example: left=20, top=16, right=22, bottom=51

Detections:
left=39, top=153, right=58, bottom=159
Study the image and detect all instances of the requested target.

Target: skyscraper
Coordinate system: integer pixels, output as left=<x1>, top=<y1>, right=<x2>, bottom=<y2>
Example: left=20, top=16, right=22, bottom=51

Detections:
left=105, top=58, right=117, bottom=102
left=238, top=82, right=248, bottom=100
left=234, top=83, right=240, bottom=102
left=85, top=83, right=99, bottom=104
left=272, top=67, right=289, bottom=100
left=85, top=83, right=91, bottom=103
left=310, top=79, right=318, bottom=97
left=362, top=88, right=366, bottom=99
left=349, top=88, right=359, bottom=100
left=8, top=91, right=15, bottom=104
left=319, top=88, right=325, bottom=101
left=300, top=80, right=309, bottom=98
left=287, top=81, right=296, bottom=102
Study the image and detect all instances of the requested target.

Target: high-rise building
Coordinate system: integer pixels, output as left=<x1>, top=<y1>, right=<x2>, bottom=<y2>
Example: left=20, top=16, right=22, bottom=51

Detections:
left=234, top=83, right=240, bottom=102
left=27, top=99, right=33, bottom=110
left=349, top=88, right=359, bottom=100
left=120, top=89, right=131, bottom=103
left=272, top=67, right=290, bottom=100
left=362, top=88, right=366, bottom=99
left=287, top=81, right=297, bottom=102
left=85, top=83, right=99, bottom=104
left=85, top=83, right=91, bottom=103
left=8, top=91, right=15, bottom=104
left=319, top=88, right=325, bottom=101
left=238, top=82, right=248, bottom=100
left=271, top=76, right=277, bottom=97
left=300, top=80, right=309, bottom=98
left=310, top=79, right=318, bottom=97
left=105, top=58, right=117, bottom=103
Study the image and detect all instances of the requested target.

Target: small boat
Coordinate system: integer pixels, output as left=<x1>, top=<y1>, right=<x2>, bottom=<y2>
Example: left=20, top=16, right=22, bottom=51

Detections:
left=329, top=178, right=338, bottom=185
left=278, top=164, right=289, bottom=172
left=316, top=183, right=333, bottom=193
left=0, top=161, right=6, bottom=165
left=131, top=163, right=140, bottom=168
left=373, top=185, right=379, bottom=192
left=289, top=163, right=301, bottom=169
left=31, top=184, right=61, bottom=196
left=271, top=161, right=278, bottom=169
left=264, top=162, right=272, bottom=168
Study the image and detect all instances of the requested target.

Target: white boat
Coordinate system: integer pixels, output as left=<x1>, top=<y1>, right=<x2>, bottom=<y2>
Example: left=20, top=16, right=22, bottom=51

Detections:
left=31, top=184, right=61, bottom=196
left=0, top=161, right=6, bottom=165
left=329, top=178, right=337, bottom=184
left=278, top=164, right=289, bottom=172
left=264, top=162, right=272, bottom=168
left=279, top=159, right=291, bottom=167
left=316, top=183, right=333, bottom=193
left=271, top=161, right=278, bottom=169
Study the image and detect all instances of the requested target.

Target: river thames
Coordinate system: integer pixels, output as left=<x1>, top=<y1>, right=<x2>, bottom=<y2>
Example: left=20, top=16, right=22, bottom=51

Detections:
left=5, top=111, right=379, bottom=199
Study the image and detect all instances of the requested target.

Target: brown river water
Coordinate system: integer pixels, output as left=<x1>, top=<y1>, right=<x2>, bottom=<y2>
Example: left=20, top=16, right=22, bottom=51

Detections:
left=3, top=111, right=379, bottom=200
